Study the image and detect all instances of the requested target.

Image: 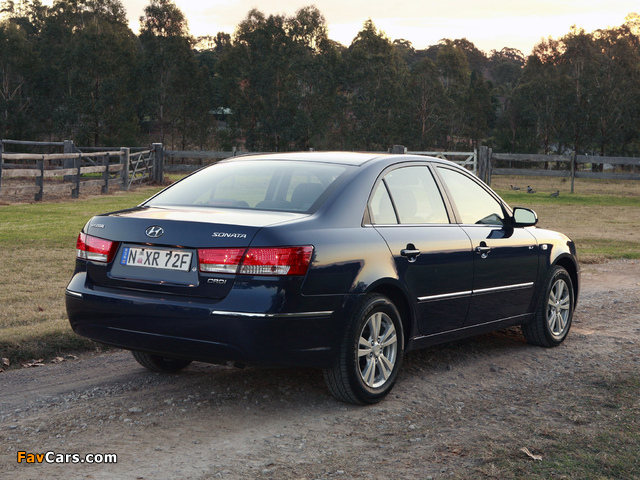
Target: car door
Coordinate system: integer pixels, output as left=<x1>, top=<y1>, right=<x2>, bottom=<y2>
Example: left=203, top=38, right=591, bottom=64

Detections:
left=435, top=166, right=539, bottom=325
left=368, top=165, right=474, bottom=336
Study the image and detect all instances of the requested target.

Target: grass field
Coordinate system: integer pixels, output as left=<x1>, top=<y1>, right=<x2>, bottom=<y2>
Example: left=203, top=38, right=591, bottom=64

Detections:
left=0, top=175, right=639, bottom=368
left=492, top=175, right=640, bottom=263
left=0, top=184, right=167, bottom=367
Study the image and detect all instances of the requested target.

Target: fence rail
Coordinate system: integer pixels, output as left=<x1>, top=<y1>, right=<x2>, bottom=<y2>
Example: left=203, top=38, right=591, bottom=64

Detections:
left=409, top=150, right=477, bottom=174
left=3, top=140, right=639, bottom=201
left=0, top=140, right=146, bottom=201
left=477, top=147, right=640, bottom=192
left=128, top=149, right=155, bottom=188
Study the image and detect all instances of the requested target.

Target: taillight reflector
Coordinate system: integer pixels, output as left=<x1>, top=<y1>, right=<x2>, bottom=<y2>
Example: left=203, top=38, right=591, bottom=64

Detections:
left=197, top=246, right=314, bottom=276
left=240, top=246, right=313, bottom=276
left=198, top=248, right=245, bottom=273
left=76, top=233, right=118, bottom=263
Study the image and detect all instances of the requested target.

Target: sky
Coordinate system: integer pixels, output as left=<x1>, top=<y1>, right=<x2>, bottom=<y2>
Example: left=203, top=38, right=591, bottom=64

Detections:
left=119, top=0, right=638, bottom=55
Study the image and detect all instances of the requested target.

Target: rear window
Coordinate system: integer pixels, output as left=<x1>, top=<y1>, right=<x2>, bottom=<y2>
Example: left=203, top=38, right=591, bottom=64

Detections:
left=145, top=160, right=351, bottom=213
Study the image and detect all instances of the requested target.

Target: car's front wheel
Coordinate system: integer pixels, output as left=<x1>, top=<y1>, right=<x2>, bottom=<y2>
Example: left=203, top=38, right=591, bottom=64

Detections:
left=324, top=294, right=404, bottom=405
left=522, top=265, right=575, bottom=347
left=131, top=350, right=192, bottom=373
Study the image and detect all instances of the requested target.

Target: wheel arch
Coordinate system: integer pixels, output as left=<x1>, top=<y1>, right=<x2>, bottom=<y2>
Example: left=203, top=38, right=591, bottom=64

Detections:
left=366, top=281, right=415, bottom=348
left=553, top=255, right=579, bottom=304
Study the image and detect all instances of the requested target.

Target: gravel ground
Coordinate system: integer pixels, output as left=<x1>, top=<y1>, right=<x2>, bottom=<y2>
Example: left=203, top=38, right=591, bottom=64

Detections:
left=1, top=260, right=639, bottom=480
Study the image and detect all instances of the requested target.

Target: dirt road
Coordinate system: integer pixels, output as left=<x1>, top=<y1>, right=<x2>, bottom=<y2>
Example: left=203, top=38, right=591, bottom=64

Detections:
left=1, top=261, right=639, bottom=480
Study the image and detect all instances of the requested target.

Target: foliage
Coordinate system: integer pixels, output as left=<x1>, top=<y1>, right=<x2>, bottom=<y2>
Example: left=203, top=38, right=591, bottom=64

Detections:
left=216, top=6, right=339, bottom=151
left=1, top=2, right=640, bottom=155
left=342, top=19, right=409, bottom=150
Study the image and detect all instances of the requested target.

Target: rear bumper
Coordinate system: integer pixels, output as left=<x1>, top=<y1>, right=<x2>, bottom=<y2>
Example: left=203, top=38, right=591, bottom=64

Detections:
left=65, top=273, right=350, bottom=369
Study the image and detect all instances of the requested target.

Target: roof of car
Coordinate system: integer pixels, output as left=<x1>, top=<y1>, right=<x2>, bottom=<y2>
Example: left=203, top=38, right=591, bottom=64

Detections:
left=230, top=151, right=407, bottom=166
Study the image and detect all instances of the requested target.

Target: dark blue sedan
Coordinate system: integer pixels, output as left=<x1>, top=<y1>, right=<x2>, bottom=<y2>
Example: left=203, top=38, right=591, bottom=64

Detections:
left=66, top=152, right=580, bottom=404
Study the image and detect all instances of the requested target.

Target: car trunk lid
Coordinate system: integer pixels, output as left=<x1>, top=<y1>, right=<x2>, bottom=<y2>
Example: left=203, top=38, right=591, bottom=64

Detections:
left=82, top=206, right=305, bottom=299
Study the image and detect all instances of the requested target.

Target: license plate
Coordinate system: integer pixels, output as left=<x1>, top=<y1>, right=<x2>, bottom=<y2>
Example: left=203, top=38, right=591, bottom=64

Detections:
left=120, top=247, right=193, bottom=272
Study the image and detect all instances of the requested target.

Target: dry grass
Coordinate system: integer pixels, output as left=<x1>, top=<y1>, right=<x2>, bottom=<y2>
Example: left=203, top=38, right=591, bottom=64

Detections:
left=493, top=176, right=640, bottom=263
left=490, top=174, right=640, bottom=197
left=0, top=185, right=166, bottom=367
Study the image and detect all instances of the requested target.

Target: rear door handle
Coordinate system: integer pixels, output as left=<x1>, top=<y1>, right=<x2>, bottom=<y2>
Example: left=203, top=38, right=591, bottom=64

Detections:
left=475, top=241, right=491, bottom=258
left=401, top=244, right=421, bottom=263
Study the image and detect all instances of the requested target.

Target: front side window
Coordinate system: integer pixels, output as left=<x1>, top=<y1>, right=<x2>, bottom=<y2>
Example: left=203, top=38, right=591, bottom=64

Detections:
left=436, top=167, right=505, bottom=225
left=369, top=166, right=449, bottom=225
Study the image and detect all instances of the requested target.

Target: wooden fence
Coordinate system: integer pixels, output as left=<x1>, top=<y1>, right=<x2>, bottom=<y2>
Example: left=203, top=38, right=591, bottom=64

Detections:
left=477, top=146, right=640, bottom=192
left=3, top=140, right=638, bottom=201
left=1, top=150, right=125, bottom=200
left=161, top=145, right=480, bottom=174
left=0, top=140, right=159, bottom=201
left=408, top=150, right=477, bottom=174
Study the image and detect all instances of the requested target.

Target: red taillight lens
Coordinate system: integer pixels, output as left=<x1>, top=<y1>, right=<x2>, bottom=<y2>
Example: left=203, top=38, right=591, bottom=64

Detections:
left=76, top=233, right=118, bottom=263
left=240, top=246, right=313, bottom=276
left=198, top=248, right=245, bottom=273
left=197, top=246, right=314, bottom=276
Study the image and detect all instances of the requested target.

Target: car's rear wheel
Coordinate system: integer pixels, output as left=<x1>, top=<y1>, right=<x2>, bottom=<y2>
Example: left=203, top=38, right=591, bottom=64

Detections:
left=324, top=294, right=404, bottom=405
left=131, top=350, right=192, bottom=373
left=522, top=265, right=574, bottom=347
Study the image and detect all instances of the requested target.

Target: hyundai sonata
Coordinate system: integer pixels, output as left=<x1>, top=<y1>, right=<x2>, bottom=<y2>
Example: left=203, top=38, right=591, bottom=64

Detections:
left=66, top=152, right=579, bottom=404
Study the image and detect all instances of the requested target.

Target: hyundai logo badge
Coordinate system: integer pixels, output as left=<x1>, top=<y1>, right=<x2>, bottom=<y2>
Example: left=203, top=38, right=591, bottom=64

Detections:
left=145, top=226, right=164, bottom=238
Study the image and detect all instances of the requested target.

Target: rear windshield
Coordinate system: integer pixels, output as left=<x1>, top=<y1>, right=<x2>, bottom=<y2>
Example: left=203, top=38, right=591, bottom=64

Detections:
left=145, top=160, right=352, bottom=213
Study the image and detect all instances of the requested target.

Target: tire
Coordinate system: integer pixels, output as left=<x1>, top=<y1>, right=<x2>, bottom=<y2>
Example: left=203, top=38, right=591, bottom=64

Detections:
left=522, top=265, right=574, bottom=347
left=131, top=350, right=192, bottom=373
left=324, top=294, right=404, bottom=405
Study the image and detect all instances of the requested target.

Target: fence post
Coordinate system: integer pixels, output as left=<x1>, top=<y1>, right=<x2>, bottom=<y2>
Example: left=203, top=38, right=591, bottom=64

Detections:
left=72, top=155, right=81, bottom=198
left=487, top=148, right=493, bottom=186
left=35, top=156, right=44, bottom=201
left=102, top=154, right=110, bottom=194
left=0, top=141, right=3, bottom=195
left=153, top=143, right=164, bottom=184
left=390, top=145, right=406, bottom=154
left=120, top=147, right=130, bottom=191
left=63, top=140, right=74, bottom=182
left=477, top=146, right=489, bottom=183
left=570, top=151, right=576, bottom=194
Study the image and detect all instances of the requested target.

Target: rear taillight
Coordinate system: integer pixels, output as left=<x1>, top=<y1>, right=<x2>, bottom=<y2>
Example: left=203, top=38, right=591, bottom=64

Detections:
left=197, top=246, right=313, bottom=276
left=240, top=246, right=314, bottom=276
left=76, top=233, right=118, bottom=263
left=198, top=248, right=245, bottom=273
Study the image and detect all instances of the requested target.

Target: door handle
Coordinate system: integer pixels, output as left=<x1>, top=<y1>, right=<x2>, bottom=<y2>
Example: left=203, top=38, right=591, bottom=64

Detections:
left=401, top=244, right=421, bottom=263
left=475, top=241, right=491, bottom=258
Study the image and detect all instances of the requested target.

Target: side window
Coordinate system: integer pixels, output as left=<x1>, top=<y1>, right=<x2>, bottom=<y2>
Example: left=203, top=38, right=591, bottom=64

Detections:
left=436, top=167, right=505, bottom=225
left=384, top=167, right=450, bottom=224
left=369, top=182, right=398, bottom=224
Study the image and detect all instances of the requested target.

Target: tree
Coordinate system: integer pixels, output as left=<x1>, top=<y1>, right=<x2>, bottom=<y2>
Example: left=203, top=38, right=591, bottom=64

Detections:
left=286, top=5, right=340, bottom=150
left=217, top=9, right=296, bottom=151
left=342, top=19, right=409, bottom=150
left=557, top=27, right=598, bottom=155
left=139, top=0, right=186, bottom=37
left=488, top=47, right=524, bottom=87
left=139, top=0, right=214, bottom=148
left=588, top=27, right=640, bottom=157
left=62, top=0, right=140, bottom=145
left=515, top=38, right=570, bottom=154
left=217, top=6, right=339, bottom=151
left=0, top=20, right=37, bottom=139
left=408, top=58, right=444, bottom=149
left=464, top=71, right=496, bottom=149
left=436, top=40, right=470, bottom=149
left=451, top=38, right=487, bottom=74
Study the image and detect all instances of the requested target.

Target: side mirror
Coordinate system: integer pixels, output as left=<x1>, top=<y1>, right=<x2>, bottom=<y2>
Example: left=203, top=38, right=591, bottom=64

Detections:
left=512, top=207, right=538, bottom=227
